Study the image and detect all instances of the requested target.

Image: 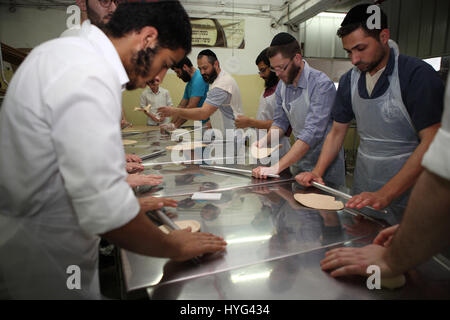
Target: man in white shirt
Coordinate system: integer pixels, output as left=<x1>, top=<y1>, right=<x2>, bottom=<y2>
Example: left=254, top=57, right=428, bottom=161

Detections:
left=138, top=77, right=172, bottom=125
left=158, top=49, right=243, bottom=135
left=0, top=1, right=226, bottom=299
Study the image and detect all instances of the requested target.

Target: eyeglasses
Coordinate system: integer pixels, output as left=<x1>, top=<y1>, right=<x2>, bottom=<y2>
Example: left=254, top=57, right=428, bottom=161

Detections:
left=98, top=0, right=124, bottom=8
left=258, top=67, right=268, bottom=74
left=270, top=57, right=294, bottom=73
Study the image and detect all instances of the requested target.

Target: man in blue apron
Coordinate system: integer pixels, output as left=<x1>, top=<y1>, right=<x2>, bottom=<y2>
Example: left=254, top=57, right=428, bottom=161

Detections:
left=297, top=4, right=444, bottom=211
left=252, top=33, right=345, bottom=188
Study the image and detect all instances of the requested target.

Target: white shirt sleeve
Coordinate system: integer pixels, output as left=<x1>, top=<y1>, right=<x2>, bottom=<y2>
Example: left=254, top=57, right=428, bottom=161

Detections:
left=46, top=62, right=139, bottom=235
left=422, top=76, right=450, bottom=180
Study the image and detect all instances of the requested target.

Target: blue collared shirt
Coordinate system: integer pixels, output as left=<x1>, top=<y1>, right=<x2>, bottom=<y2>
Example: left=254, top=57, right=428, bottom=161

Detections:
left=273, top=63, right=337, bottom=149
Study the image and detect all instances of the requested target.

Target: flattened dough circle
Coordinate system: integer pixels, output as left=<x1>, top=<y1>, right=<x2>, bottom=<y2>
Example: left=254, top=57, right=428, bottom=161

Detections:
left=166, top=142, right=206, bottom=151
left=294, top=193, right=344, bottom=210
left=159, top=220, right=201, bottom=234
left=122, top=139, right=138, bottom=145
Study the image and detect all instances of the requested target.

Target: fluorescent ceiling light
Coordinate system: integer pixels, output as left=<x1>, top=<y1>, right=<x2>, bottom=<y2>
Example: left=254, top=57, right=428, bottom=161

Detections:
left=317, top=12, right=346, bottom=18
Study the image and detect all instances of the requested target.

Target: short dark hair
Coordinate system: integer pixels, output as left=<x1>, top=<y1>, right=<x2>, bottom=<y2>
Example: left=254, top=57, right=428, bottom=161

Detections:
left=172, top=56, right=193, bottom=69
left=106, top=1, right=192, bottom=53
left=197, top=49, right=218, bottom=65
left=267, top=40, right=301, bottom=60
left=255, top=48, right=270, bottom=66
left=337, top=3, right=388, bottom=39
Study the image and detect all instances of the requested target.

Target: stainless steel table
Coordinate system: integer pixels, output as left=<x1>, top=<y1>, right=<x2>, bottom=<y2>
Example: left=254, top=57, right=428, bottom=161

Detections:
left=118, top=128, right=450, bottom=300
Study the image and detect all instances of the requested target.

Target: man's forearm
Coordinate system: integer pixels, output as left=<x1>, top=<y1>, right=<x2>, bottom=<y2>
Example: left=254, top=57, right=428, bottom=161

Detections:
left=384, top=169, right=450, bottom=274
left=275, top=139, right=309, bottom=172
left=101, top=211, right=176, bottom=258
left=175, top=106, right=210, bottom=121
left=250, top=119, right=273, bottom=130
left=314, top=122, right=349, bottom=176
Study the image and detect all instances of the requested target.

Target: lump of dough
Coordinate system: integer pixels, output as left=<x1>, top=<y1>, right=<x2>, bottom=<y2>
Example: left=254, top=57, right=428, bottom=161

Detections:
left=294, top=193, right=344, bottom=210
left=381, top=274, right=406, bottom=290
left=122, top=139, right=138, bottom=146
left=166, top=142, right=206, bottom=151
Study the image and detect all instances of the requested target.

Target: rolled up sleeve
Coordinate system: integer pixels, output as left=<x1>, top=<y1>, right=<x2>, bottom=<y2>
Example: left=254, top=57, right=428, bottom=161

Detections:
left=296, top=78, right=336, bottom=149
left=48, top=63, right=139, bottom=235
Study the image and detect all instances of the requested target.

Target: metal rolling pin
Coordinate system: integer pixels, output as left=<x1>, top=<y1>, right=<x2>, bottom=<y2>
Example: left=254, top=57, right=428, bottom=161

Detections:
left=311, top=181, right=388, bottom=214
left=140, top=150, right=166, bottom=160
left=199, top=165, right=280, bottom=179
left=154, top=210, right=201, bottom=264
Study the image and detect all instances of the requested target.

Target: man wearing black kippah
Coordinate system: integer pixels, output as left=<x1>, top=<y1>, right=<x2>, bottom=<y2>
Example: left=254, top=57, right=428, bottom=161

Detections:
left=297, top=4, right=444, bottom=212
left=252, top=32, right=346, bottom=188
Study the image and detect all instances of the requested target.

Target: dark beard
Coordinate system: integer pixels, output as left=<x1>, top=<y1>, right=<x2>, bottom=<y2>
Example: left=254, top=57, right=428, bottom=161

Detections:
left=357, top=45, right=387, bottom=73
left=180, top=70, right=191, bottom=83
left=264, top=71, right=279, bottom=89
left=125, top=46, right=158, bottom=90
left=286, top=63, right=301, bottom=85
left=202, top=68, right=218, bottom=84
left=87, top=6, right=112, bottom=30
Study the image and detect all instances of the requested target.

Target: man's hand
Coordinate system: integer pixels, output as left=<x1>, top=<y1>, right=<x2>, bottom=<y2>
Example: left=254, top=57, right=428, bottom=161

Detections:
left=235, top=115, right=252, bottom=129
left=138, top=196, right=178, bottom=213
left=295, top=171, right=324, bottom=187
left=126, top=162, right=144, bottom=174
left=158, top=106, right=175, bottom=118
left=320, top=244, right=398, bottom=278
left=345, top=190, right=393, bottom=210
left=126, top=174, right=163, bottom=188
left=373, top=225, right=399, bottom=248
left=252, top=166, right=279, bottom=179
left=160, top=123, right=176, bottom=134
left=121, top=119, right=132, bottom=129
left=125, top=153, right=142, bottom=163
left=166, top=229, right=227, bottom=262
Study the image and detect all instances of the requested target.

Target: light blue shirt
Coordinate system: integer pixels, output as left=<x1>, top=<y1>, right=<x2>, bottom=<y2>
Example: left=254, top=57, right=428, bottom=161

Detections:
left=273, top=64, right=336, bottom=149
left=183, top=69, right=209, bottom=124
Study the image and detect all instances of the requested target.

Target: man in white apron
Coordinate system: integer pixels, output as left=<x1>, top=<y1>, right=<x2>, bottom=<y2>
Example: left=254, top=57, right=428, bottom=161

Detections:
left=234, top=47, right=291, bottom=158
left=297, top=4, right=444, bottom=211
left=252, top=33, right=345, bottom=188
left=0, top=1, right=226, bottom=299
left=320, top=73, right=450, bottom=281
left=158, top=49, right=243, bottom=136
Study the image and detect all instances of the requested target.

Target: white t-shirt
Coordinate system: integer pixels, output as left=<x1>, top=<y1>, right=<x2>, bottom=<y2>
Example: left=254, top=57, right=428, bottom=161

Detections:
left=140, top=86, right=173, bottom=125
left=0, top=21, right=139, bottom=299
left=422, top=76, right=450, bottom=180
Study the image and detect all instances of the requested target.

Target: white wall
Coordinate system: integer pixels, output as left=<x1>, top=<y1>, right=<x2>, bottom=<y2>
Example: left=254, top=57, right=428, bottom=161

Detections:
left=0, top=6, right=286, bottom=76
left=0, top=7, right=68, bottom=48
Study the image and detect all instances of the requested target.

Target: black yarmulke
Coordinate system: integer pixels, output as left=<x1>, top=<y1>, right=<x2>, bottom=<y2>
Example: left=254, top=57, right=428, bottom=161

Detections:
left=270, top=32, right=296, bottom=46
left=341, top=3, right=387, bottom=28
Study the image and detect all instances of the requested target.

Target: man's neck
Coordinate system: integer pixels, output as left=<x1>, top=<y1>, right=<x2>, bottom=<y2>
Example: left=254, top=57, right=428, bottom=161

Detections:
left=292, top=60, right=304, bottom=87
left=151, top=87, right=159, bottom=94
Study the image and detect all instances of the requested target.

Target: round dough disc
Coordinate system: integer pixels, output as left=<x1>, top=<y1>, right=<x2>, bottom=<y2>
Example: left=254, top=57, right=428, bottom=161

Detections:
left=166, top=142, right=206, bottom=151
left=294, top=193, right=344, bottom=210
left=122, top=125, right=159, bottom=133
left=159, top=220, right=201, bottom=234
left=381, top=274, right=406, bottom=290
left=122, top=139, right=138, bottom=146
left=250, top=145, right=279, bottom=159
